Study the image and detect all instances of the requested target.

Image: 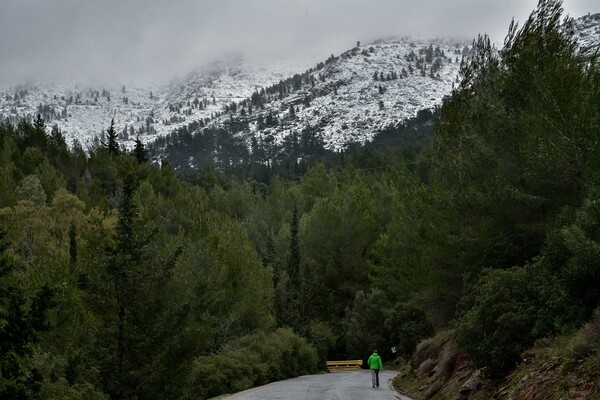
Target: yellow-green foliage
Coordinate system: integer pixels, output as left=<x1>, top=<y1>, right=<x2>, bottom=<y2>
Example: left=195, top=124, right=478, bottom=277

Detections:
left=184, top=328, right=318, bottom=399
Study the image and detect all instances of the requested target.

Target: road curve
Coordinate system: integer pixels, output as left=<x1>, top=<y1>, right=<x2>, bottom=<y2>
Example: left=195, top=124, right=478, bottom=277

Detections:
left=225, top=370, right=413, bottom=400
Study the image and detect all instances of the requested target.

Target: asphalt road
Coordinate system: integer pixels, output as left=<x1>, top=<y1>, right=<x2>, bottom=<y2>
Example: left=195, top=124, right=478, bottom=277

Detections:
left=225, top=370, right=413, bottom=400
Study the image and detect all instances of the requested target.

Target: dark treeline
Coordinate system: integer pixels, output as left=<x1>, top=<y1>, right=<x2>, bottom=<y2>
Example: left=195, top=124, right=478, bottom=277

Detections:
left=146, top=0, right=600, bottom=382
left=0, top=115, right=315, bottom=399
left=1, top=1, right=600, bottom=399
left=148, top=105, right=439, bottom=188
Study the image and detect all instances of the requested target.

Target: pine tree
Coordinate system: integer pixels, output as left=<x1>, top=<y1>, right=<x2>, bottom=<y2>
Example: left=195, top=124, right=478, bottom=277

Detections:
left=27, top=114, right=48, bottom=149
left=103, top=118, right=119, bottom=156
left=104, top=175, right=146, bottom=398
left=133, top=137, right=148, bottom=164
left=33, top=113, right=45, bottom=132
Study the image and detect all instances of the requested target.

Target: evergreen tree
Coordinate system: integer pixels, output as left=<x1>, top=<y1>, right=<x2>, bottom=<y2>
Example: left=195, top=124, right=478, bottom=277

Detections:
left=102, top=119, right=119, bottom=156
left=16, top=175, right=46, bottom=206
left=133, top=137, right=148, bottom=164
left=0, top=228, right=54, bottom=399
left=288, top=204, right=300, bottom=284
left=102, top=175, right=149, bottom=398
left=69, top=221, right=77, bottom=264
left=33, top=113, right=45, bottom=132
left=26, top=114, right=48, bottom=149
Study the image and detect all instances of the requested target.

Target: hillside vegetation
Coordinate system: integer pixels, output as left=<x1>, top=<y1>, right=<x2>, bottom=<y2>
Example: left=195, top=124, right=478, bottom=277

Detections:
left=1, top=1, right=599, bottom=399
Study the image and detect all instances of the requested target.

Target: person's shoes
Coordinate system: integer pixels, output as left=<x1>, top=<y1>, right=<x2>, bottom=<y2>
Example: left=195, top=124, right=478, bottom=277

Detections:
left=372, top=385, right=375, bottom=388
left=376, top=384, right=379, bottom=387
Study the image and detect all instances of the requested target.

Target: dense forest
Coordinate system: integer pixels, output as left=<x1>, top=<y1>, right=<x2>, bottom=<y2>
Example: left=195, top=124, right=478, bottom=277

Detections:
left=1, top=1, right=600, bottom=399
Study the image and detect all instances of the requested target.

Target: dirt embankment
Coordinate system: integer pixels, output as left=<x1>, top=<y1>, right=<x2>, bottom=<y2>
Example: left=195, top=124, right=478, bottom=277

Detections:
left=393, top=325, right=600, bottom=400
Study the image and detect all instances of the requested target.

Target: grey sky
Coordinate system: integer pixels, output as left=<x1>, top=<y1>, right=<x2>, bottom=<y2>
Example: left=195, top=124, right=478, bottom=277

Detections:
left=0, top=0, right=597, bottom=85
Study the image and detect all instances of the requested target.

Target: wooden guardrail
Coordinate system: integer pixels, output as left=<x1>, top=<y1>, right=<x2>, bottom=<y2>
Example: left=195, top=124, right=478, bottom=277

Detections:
left=326, top=359, right=363, bottom=371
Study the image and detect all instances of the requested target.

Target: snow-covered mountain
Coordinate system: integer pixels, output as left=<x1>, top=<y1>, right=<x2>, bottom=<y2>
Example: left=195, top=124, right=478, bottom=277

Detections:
left=204, top=38, right=468, bottom=150
left=0, top=82, right=164, bottom=146
left=0, top=36, right=467, bottom=151
left=191, top=14, right=600, bottom=152
left=0, top=56, right=314, bottom=148
left=1, top=13, right=598, bottom=153
left=573, top=12, right=600, bottom=54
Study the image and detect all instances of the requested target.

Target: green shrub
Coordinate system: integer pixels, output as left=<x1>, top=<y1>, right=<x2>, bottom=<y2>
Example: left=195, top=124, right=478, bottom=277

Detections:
left=544, top=191, right=600, bottom=319
left=385, top=302, right=434, bottom=357
left=455, top=263, right=572, bottom=378
left=39, top=379, right=108, bottom=400
left=184, top=328, right=318, bottom=399
left=304, top=321, right=337, bottom=366
left=185, top=351, right=266, bottom=399
left=241, top=328, right=319, bottom=381
left=344, top=290, right=391, bottom=359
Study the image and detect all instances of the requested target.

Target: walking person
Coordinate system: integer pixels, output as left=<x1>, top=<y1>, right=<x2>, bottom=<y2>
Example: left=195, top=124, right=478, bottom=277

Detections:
left=367, top=350, right=383, bottom=388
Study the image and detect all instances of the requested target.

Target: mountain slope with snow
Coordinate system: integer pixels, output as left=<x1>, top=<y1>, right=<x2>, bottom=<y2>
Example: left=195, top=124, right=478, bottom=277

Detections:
left=573, top=12, right=600, bottom=54
left=212, top=38, right=468, bottom=150
left=1, top=13, right=598, bottom=154
left=0, top=56, right=313, bottom=148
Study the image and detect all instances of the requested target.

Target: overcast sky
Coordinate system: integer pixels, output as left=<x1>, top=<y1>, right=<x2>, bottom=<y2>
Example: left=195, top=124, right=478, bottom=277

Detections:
left=0, top=0, right=597, bottom=85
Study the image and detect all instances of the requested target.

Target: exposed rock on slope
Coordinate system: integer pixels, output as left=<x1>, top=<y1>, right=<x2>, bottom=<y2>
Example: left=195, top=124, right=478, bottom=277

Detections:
left=393, top=319, right=600, bottom=400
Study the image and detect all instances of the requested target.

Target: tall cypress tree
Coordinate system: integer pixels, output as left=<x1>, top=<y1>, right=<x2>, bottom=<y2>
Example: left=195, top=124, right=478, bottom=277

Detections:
left=69, top=222, right=77, bottom=264
left=288, top=204, right=300, bottom=283
left=103, top=175, right=141, bottom=398
left=115, top=176, right=135, bottom=393
left=274, top=204, right=302, bottom=328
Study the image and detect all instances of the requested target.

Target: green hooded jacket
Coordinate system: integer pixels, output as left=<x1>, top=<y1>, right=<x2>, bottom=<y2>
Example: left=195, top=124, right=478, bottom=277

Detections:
left=367, top=352, right=382, bottom=370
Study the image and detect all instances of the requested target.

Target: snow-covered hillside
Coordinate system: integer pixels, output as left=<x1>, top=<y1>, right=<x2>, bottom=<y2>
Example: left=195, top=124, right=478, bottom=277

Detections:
left=0, top=83, right=164, bottom=147
left=1, top=13, right=598, bottom=153
left=0, top=37, right=467, bottom=151
left=573, top=12, right=600, bottom=54
left=214, top=38, right=468, bottom=150
left=194, top=13, right=600, bottom=151
left=0, top=56, right=313, bottom=149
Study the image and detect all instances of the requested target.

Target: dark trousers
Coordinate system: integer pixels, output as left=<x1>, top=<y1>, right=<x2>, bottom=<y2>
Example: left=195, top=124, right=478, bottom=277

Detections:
left=371, top=369, right=380, bottom=387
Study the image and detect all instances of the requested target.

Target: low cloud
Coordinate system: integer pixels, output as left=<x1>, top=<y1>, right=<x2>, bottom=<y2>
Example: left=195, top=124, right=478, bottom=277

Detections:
left=0, top=0, right=596, bottom=85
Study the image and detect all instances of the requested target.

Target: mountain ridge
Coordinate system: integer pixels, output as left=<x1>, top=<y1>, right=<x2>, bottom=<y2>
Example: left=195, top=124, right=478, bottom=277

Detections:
left=202, top=37, right=469, bottom=151
left=0, top=37, right=468, bottom=152
left=1, top=13, right=598, bottom=155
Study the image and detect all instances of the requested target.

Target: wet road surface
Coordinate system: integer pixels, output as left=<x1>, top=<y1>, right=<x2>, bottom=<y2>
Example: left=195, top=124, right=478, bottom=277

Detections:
left=225, top=370, right=413, bottom=400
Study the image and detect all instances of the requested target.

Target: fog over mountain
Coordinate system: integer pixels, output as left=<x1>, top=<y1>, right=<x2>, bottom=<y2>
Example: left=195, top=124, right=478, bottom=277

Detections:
left=0, top=0, right=596, bottom=85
